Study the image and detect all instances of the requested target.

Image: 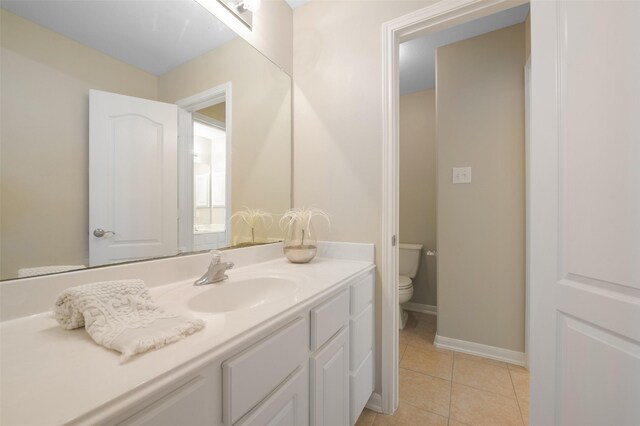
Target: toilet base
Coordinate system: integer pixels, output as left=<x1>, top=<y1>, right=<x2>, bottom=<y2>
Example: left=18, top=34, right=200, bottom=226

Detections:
left=399, top=307, right=409, bottom=330
left=398, top=284, right=413, bottom=330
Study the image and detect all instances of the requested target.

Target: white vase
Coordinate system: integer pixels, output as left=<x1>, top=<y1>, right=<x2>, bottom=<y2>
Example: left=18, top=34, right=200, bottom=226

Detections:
left=283, top=220, right=317, bottom=263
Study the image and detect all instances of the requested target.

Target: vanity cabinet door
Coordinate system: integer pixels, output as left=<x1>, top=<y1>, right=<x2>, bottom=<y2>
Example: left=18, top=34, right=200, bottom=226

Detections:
left=349, top=271, right=375, bottom=425
left=310, top=327, right=349, bottom=426
left=117, top=376, right=210, bottom=426
left=236, top=365, right=309, bottom=426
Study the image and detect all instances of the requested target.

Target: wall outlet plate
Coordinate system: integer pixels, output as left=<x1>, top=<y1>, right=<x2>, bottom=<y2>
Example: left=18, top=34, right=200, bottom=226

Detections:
left=452, top=167, right=472, bottom=184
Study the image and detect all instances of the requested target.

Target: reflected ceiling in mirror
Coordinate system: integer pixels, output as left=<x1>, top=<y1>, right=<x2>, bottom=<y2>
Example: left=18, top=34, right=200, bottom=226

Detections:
left=1, top=0, right=239, bottom=76
left=0, top=0, right=291, bottom=280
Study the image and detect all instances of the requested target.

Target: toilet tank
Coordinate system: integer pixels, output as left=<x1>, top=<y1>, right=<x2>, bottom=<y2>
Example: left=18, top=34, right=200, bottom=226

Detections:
left=399, top=243, right=423, bottom=278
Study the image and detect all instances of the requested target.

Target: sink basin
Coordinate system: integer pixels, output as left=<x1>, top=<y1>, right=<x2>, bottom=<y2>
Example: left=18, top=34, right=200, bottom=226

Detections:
left=187, top=275, right=300, bottom=313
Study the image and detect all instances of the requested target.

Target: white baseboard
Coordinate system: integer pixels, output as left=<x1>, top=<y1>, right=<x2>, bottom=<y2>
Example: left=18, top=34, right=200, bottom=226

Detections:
left=401, top=302, right=437, bottom=316
left=434, top=334, right=526, bottom=366
left=365, top=392, right=382, bottom=413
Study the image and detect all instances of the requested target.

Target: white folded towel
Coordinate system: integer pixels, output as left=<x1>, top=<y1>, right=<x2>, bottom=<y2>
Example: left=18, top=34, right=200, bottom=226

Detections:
left=54, top=279, right=205, bottom=362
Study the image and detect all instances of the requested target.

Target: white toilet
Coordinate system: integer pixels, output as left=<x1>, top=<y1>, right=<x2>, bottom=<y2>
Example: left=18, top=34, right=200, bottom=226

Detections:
left=399, top=243, right=423, bottom=329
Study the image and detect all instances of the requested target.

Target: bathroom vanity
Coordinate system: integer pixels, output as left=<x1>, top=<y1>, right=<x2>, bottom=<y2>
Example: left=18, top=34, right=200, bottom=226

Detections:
left=0, top=242, right=375, bottom=426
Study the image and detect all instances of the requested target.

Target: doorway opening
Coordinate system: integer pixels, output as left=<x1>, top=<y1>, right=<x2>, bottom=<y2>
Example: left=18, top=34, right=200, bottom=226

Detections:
left=380, top=0, right=531, bottom=415
left=192, top=115, right=227, bottom=250
left=176, top=82, right=232, bottom=253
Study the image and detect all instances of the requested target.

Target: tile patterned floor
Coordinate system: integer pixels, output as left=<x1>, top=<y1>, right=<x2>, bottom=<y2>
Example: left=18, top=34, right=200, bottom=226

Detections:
left=356, top=312, right=530, bottom=426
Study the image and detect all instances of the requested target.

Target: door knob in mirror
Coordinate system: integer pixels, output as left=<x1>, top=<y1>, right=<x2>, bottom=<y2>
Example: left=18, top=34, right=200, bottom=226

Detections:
left=93, top=229, right=115, bottom=238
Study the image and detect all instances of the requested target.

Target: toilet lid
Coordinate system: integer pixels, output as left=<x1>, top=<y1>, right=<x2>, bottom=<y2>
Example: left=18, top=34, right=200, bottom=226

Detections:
left=399, top=275, right=412, bottom=289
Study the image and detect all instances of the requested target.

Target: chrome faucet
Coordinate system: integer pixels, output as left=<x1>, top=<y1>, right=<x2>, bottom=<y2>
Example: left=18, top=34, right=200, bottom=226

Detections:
left=194, top=250, right=234, bottom=286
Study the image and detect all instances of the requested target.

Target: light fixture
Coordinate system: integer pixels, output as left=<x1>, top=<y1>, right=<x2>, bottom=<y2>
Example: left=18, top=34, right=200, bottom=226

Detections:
left=216, top=0, right=261, bottom=29
left=239, top=0, right=261, bottom=13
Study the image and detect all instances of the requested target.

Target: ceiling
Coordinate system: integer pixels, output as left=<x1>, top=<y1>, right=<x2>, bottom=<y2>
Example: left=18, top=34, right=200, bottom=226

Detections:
left=3, top=0, right=526, bottom=82
left=399, top=3, right=529, bottom=95
left=1, top=0, right=238, bottom=76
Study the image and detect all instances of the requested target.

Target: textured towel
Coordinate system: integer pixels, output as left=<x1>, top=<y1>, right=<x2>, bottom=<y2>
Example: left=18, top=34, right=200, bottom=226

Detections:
left=54, top=279, right=205, bottom=362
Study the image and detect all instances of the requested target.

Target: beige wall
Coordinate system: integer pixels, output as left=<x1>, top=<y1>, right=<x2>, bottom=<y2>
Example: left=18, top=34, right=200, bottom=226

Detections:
left=399, top=89, right=437, bottom=306
left=159, top=37, right=291, bottom=240
left=198, top=0, right=293, bottom=74
left=436, top=24, right=526, bottom=352
left=0, top=10, right=158, bottom=279
left=293, top=0, right=437, bottom=392
left=198, top=103, right=226, bottom=123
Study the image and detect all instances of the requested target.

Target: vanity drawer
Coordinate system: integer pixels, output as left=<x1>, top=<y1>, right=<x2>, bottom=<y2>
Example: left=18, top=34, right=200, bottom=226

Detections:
left=310, top=289, right=349, bottom=351
left=222, top=317, right=308, bottom=425
left=350, top=303, right=373, bottom=369
left=350, top=273, right=373, bottom=316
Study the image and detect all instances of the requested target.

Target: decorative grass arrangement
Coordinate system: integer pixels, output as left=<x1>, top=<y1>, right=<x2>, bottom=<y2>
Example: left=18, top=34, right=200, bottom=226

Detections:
left=230, top=207, right=273, bottom=244
left=279, top=208, right=330, bottom=263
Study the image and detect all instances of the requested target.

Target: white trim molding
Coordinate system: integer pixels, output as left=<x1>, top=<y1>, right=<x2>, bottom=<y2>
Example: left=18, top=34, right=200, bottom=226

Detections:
left=365, top=392, right=383, bottom=413
left=381, top=0, right=528, bottom=416
left=380, top=11, right=400, bottom=416
left=175, top=83, right=229, bottom=111
left=434, top=334, right=526, bottom=366
left=401, top=302, right=437, bottom=316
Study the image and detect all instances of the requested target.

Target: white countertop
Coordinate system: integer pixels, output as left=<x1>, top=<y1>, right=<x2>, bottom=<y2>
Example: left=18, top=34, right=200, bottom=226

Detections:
left=0, top=255, right=374, bottom=425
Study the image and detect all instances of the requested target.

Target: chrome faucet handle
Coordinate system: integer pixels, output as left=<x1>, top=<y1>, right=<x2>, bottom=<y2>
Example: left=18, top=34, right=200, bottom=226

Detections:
left=193, top=250, right=234, bottom=286
left=209, top=250, right=225, bottom=264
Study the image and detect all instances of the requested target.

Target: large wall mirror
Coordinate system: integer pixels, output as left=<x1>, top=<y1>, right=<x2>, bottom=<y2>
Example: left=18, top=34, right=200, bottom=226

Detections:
left=0, top=0, right=291, bottom=280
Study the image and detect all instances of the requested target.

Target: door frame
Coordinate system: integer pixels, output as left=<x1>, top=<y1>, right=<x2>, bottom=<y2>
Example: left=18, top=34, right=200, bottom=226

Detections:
left=380, top=0, right=529, bottom=414
left=524, top=56, right=531, bottom=369
left=175, top=82, right=233, bottom=252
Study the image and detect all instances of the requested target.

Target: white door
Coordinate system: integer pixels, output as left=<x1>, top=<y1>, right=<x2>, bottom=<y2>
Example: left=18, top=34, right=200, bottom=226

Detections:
left=310, top=327, right=349, bottom=426
left=530, top=2, right=640, bottom=425
left=89, top=89, right=178, bottom=266
left=237, top=366, right=309, bottom=426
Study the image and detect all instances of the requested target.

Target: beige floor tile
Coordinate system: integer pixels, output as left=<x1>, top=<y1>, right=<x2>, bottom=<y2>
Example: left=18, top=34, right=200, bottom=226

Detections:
left=507, top=363, right=528, bottom=372
left=448, top=420, right=470, bottom=426
left=399, top=343, right=409, bottom=362
left=413, top=312, right=437, bottom=328
left=372, top=403, right=448, bottom=426
left=453, top=352, right=508, bottom=369
left=403, top=313, right=420, bottom=330
left=509, top=370, right=530, bottom=425
left=453, top=358, right=515, bottom=398
left=404, top=321, right=435, bottom=335
left=418, top=324, right=438, bottom=337
left=404, top=312, right=436, bottom=331
left=400, top=315, right=436, bottom=359
left=509, top=370, right=529, bottom=401
left=356, top=408, right=377, bottom=426
left=400, top=345, right=453, bottom=380
left=405, top=327, right=437, bottom=351
left=399, top=368, right=451, bottom=418
left=450, top=383, right=523, bottom=426
left=517, top=395, right=529, bottom=424
left=399, top=330, right=411, bottom=347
